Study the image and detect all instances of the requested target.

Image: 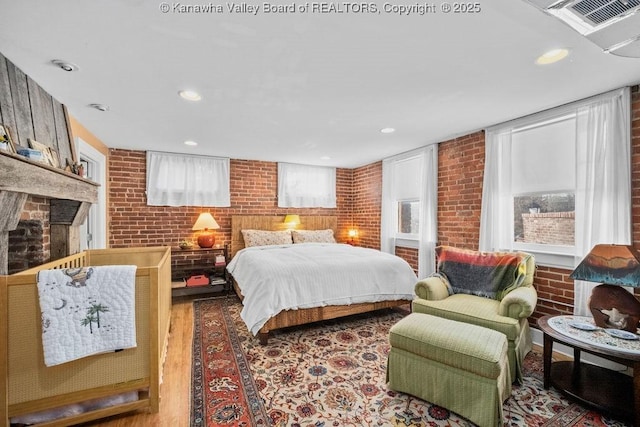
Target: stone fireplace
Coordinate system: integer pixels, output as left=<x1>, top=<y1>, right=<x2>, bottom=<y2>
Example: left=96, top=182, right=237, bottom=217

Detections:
left=0, top=152, right=98, bottom=274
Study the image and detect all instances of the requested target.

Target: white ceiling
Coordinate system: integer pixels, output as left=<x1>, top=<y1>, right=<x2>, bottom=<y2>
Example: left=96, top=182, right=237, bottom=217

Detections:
left=1, top=1, right=640, bottom=168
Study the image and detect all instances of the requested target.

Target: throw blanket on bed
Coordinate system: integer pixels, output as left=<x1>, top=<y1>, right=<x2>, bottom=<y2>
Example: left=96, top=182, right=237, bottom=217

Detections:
left=436, top=245, right=530, bottom=300
left=227, top=243, right=418, bottom=335
left=36, top=265, right=137, bottom=367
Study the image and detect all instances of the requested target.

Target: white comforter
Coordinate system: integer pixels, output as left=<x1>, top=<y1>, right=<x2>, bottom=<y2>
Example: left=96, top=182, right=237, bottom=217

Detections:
left=227, top=243, right=418, bottom=335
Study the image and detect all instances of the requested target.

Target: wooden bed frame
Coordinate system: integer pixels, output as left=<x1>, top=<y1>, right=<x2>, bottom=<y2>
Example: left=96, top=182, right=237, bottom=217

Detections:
left=230, top=215, right=411, bottom=344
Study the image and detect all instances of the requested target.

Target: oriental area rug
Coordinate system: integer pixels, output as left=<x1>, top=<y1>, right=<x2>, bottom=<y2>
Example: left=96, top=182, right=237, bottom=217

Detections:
left=190, top=296, right=630, bottom=427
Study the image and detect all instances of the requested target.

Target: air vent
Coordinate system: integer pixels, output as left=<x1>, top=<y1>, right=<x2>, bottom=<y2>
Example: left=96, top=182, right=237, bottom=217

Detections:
left=524, top=0, right=640, bottom=56
left=570, top=0, right=640, bottom=26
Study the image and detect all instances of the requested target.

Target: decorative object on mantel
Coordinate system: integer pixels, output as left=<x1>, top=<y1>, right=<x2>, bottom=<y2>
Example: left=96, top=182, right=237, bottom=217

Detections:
left=0, top=124, right=16, bottom=154
left=66, top=158, right=85, bottom=176
left=192, top=212, right=220, bottom=248
left=17, top=147, right=45, bottom=163
left=570, top=244, right=640, bottom=333
left=28, top=138, right=55, bottom=167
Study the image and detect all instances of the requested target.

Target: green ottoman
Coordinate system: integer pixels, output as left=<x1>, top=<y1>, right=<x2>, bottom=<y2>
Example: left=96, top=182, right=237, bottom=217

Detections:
left=387, top=313, right=511, bottom=427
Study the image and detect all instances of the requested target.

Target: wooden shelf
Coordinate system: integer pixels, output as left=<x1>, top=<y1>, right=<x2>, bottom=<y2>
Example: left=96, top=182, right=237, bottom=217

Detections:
left=0, top=150, right=98, bottom=202
left=550, top=361, right=634, bottom=421
left=170, top=245, right=229, bottom=298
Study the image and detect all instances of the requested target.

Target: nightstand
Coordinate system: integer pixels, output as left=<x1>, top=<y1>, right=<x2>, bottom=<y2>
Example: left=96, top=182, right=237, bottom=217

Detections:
left=170, top=244, right=229, bottom=298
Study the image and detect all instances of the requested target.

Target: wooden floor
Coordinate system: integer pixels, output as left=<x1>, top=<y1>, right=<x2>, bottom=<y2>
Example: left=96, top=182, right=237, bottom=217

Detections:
left=84, top=297, right=195, bottom=427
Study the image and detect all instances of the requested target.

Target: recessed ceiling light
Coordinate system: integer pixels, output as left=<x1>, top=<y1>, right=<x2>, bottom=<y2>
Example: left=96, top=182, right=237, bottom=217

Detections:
left=380, top=127, right=395, bottom=134
left=535, top=48, right=570, bottom=65
left=320, top=156, right=331, bottom=160
left=179, top=90, right=202, bottom=101
left=88, top=103, right=109, bottom=111
left=51, top=59, right=79, bottom=72
left=184, top=140, right=198, bottom=146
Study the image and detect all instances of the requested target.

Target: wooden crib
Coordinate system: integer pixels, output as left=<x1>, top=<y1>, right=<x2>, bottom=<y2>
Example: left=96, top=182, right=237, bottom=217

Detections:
left=0, top=246, right=172, bottom=427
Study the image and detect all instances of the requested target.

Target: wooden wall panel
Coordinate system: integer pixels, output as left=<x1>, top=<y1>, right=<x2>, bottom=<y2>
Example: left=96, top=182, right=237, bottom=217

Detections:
left=27, top=76, right=56, bottom=150
left=0, top=52, right=73, bottom=155
left=53, top=103, right=74, bottom=163
left=0, top=55, right=17, bottom=141
left=5, top=59, right=34, bottom=148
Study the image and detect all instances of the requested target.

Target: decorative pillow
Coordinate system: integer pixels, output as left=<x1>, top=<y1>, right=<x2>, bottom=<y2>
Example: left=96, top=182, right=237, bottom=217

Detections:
left=291, top=229, right=336, bottom=244
left=241, top=229, right=292, bottom=247
left=435, top=245, right=529, bottom=300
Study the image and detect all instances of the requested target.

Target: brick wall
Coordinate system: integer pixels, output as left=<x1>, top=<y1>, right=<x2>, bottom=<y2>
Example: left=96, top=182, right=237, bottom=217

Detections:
left=7, top=196, right=49, bottom=274
left=522, top=211, right=575, bottom=245
left=438, top=132, right=485, bottom=248
left=351, top=161, right=382, bottom=249
left=395, top=246, right=418, bottom=274
left=108, top=152, right=353, bottom=250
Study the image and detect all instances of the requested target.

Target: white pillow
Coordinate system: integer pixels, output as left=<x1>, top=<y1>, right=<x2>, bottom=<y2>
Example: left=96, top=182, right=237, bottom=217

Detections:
left=291, top=229, right=336, bottom=244
left=241, top=229, right=292, bottom=247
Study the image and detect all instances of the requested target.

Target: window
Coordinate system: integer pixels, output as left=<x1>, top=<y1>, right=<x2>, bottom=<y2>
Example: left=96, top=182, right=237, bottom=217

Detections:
left=381, top=145, right=438, bottom=279
left=510, top=114, right=577, bottom=257
left=277, top=163, right=336, bottom=208
left=390, top=155, right=422, bottom=241
left=398, top=200, right=420, bottom=235
left=513, top=193, right=575, bottom=246
left=146, top=151, right=230, bottom=206
left=480, top=88, right=631, bottom=271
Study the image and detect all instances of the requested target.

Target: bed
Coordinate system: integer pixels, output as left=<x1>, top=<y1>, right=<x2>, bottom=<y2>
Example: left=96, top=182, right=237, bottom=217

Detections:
left=228, top=215, right=417, bottom=344
left=0, top=246, right=172, bottom=427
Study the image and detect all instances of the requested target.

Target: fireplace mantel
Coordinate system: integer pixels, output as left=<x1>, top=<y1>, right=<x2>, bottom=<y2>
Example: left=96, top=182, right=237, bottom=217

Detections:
left=0, top=151, right=99, bottom=274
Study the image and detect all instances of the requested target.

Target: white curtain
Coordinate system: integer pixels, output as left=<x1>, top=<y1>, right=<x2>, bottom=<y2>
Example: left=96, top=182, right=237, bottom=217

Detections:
left=479, top=128, right=514, bottom=252
left=146, top=151, right=230, bottom=206
left=381, top=145, right=438, bottom=278
left=418, top=144, right=438, bottom=279
left=380, top=159, right=396, bottom=254
left=573, top=87, right=631, bottom=316
left=480, top=87, right=632, bottom=316
left=277, top=163, right=336, bottom=208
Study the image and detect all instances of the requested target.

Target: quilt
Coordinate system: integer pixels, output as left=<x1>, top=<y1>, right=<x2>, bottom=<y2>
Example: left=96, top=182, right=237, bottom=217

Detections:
left=227, top=243, right=418, bottom=335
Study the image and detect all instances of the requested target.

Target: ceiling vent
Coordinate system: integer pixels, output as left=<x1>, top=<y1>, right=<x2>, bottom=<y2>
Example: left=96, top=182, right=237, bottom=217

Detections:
left=525, top=0, right=640, bottom=57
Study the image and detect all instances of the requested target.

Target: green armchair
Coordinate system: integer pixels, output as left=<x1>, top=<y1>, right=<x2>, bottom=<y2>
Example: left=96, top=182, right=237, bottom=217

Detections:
left=412, top=245, right=537, bottom=382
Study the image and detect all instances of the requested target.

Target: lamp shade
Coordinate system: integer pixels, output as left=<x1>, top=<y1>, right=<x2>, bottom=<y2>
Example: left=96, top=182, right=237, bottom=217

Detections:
left=192, top=213, right=219, bottom=248
left=570, top=244, right=640, bottom=287
left=283, top=214, right=301, bottom=227
left=192, top=213, right=220, bottom=231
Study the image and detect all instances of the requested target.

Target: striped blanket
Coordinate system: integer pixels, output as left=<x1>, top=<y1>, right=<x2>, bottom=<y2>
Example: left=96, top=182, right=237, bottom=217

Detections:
left=436, top=246, right=530, bottom=300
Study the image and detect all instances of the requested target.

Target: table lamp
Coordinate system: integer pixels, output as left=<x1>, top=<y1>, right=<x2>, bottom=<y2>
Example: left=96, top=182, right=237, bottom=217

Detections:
left=348, top=229, right=358, bottom=245
left=192, top=212, right=220, bottom=248
left=570, top=244, right=640, bottom=332
left=283, top=214, right=300, bottom=228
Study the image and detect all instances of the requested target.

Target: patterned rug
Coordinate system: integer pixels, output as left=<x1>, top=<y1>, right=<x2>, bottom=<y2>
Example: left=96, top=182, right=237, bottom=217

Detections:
left=190, top=296, right=631, bottom=426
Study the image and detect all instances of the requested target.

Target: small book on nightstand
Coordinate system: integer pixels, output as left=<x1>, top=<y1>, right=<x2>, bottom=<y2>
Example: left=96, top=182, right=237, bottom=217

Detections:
left=214, top=254, right=226, bottom=267
left=210, top=277, right=227, bottom=286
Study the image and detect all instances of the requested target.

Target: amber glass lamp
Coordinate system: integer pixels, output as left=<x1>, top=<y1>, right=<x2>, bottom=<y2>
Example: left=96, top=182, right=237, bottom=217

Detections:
left=570, top=244, right=640, bottom=332
left=283, top=214, right=301, bottom=228
left=192, top=213, right=220, bottom=248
